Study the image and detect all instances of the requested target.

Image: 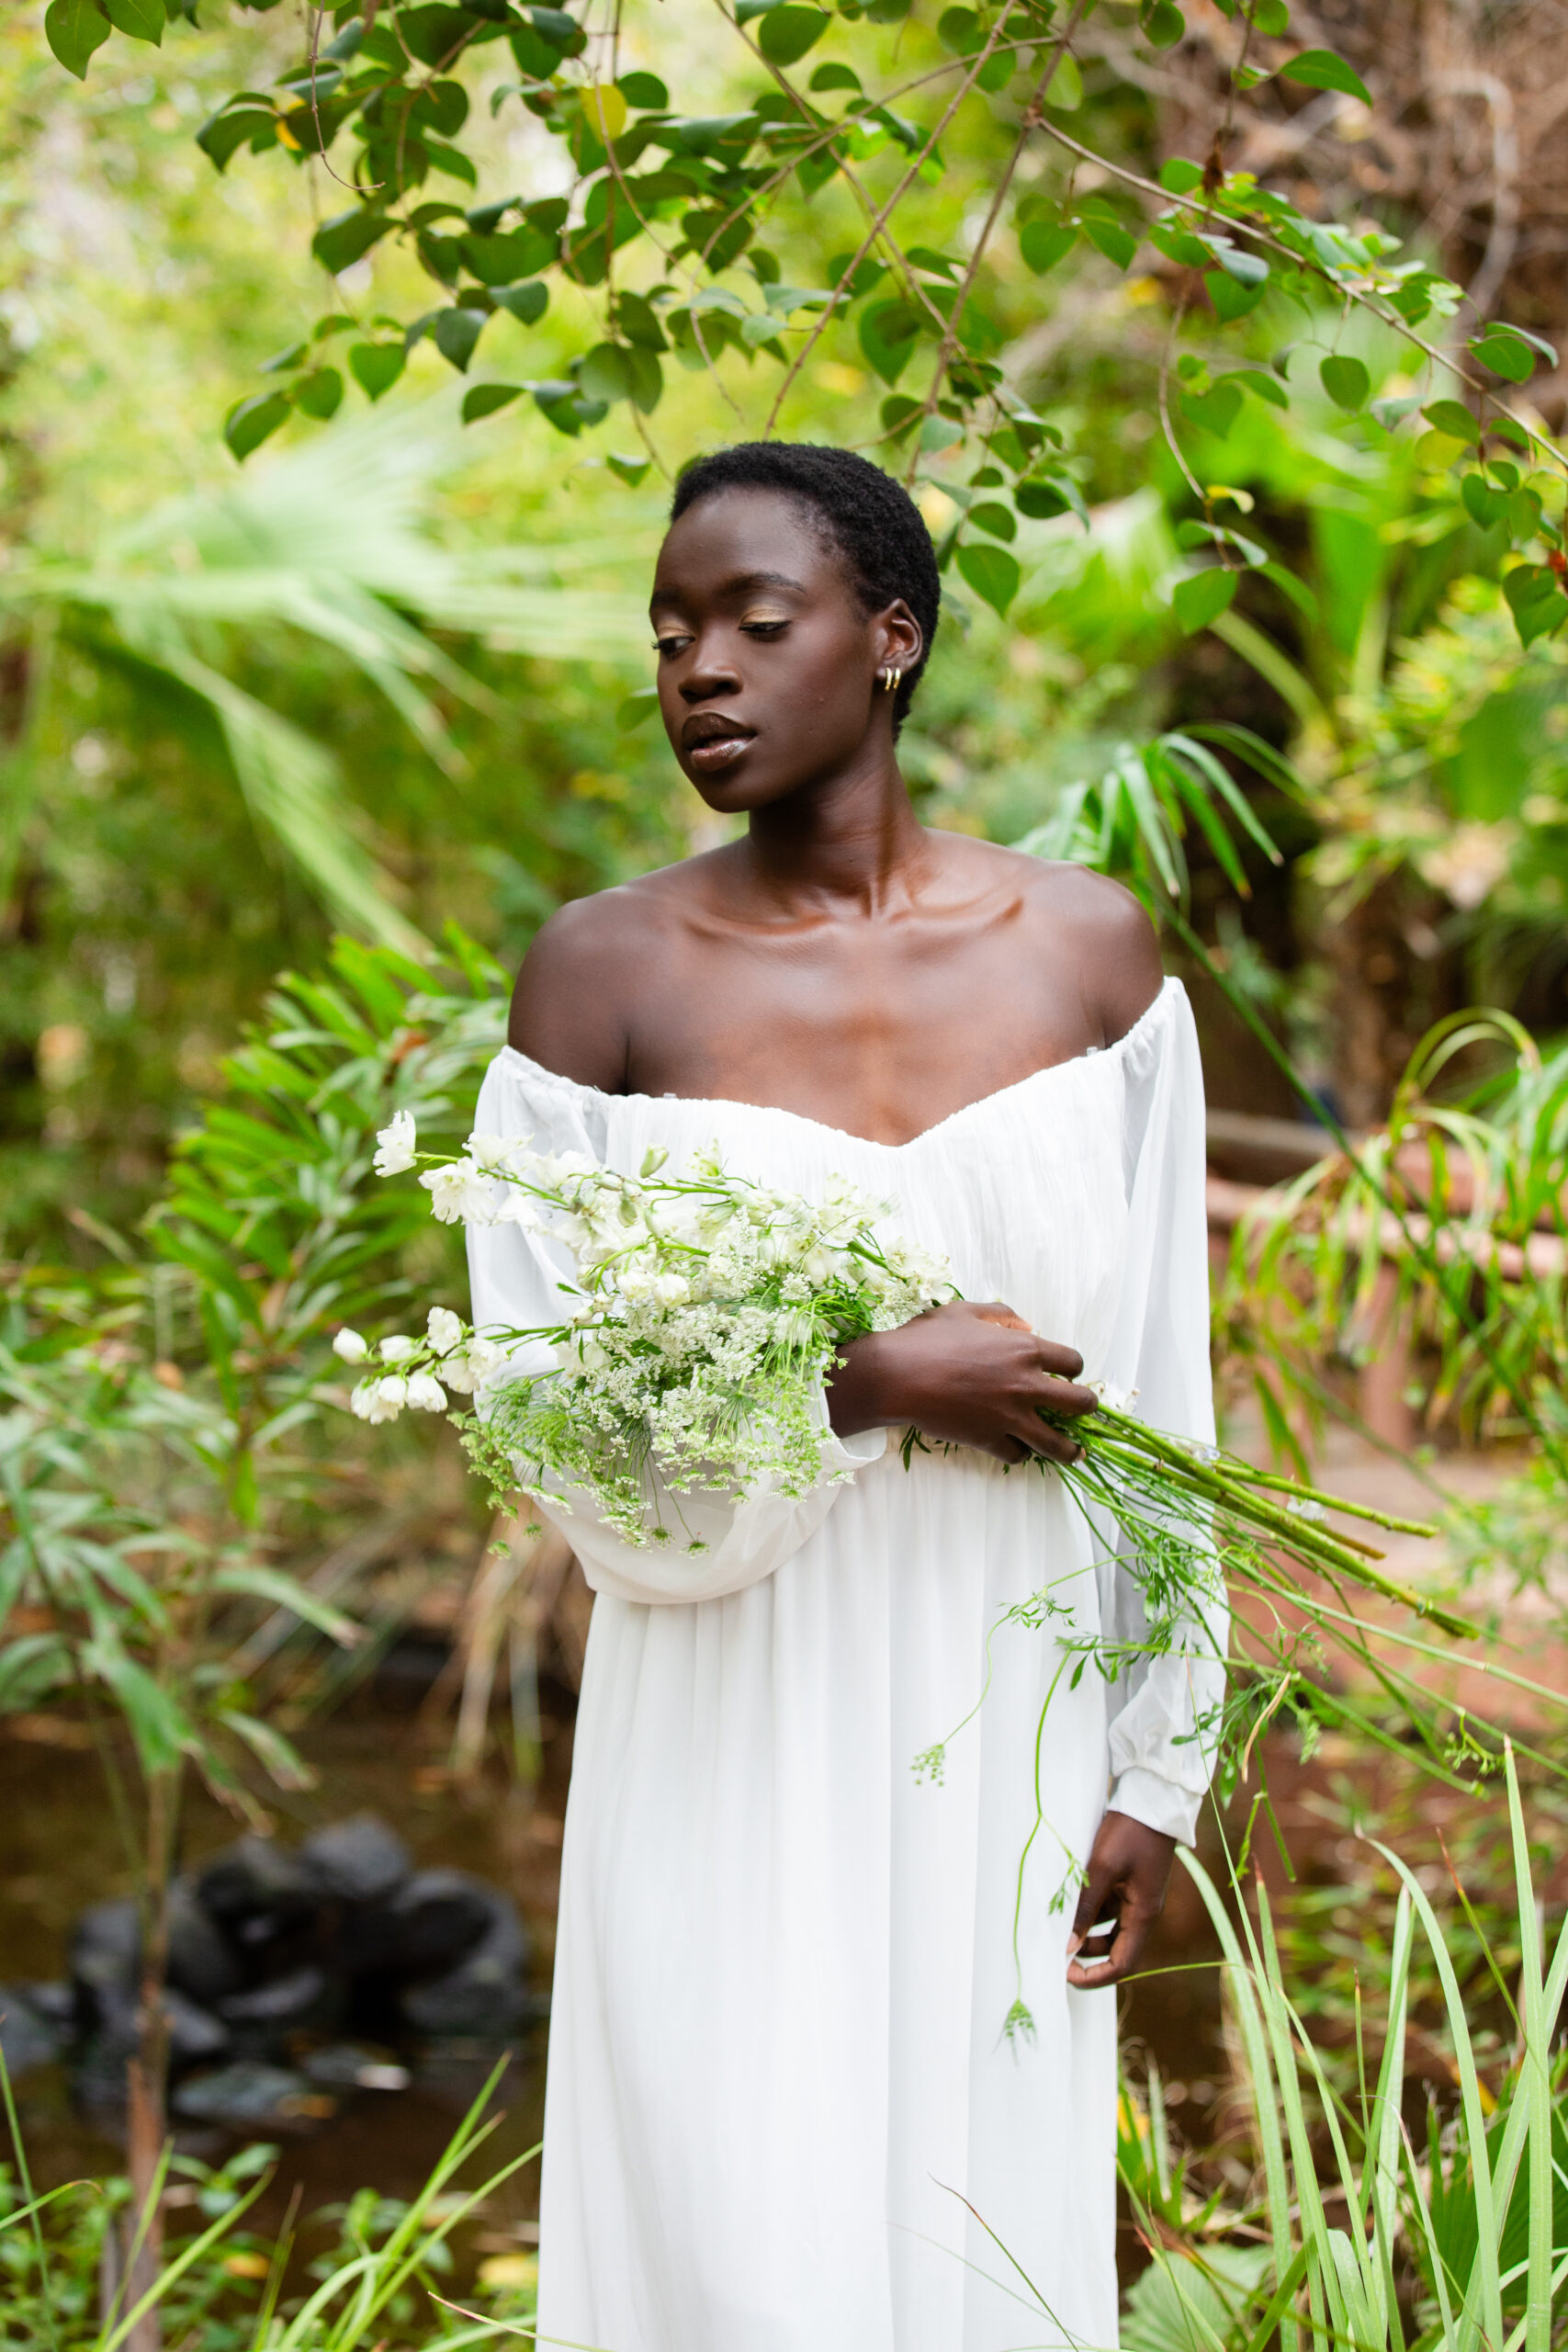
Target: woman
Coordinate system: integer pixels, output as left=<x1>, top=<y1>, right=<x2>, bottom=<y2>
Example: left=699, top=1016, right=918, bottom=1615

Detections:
left=468, top=443, right=1224, bottom=2352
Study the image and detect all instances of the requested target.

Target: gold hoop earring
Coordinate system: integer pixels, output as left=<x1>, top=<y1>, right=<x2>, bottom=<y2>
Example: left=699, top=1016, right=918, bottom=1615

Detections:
left=882, top=665, right=903, bottom=695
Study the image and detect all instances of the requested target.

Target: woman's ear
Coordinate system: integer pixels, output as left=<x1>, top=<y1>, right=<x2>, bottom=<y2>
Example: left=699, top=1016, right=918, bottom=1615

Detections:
left=876, top=598, right=924, bottom=676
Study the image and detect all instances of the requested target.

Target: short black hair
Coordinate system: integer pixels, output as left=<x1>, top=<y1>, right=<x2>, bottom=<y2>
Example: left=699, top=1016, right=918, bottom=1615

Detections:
left=670, top=442, right=939, bottom=732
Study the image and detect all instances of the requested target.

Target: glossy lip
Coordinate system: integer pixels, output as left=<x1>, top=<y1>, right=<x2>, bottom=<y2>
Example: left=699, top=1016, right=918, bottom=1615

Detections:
left=682, top=711, right=756, bottom=774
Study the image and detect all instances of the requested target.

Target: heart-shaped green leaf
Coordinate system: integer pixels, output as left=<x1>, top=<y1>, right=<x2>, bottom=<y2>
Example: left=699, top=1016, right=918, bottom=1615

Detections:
left=1020, top=221, right=1077, bottom=276
left=493, top=280, right=549, bottom=327
left=1172, top=568, right=1238, bottom=633
left=616, top=685, right=660, bottom=729
left=1461, top=472, right=1507, bottom=529
left=1469, top=327, right=1540, bottom=384
left=970, top=501, right=1017, bottom=544
left=312, top=209, right=395, bottom=275
left=291, top=367, right=344, bottom=420
left=1205, top=268, right=1266, bottom=322
left=1319, top=354, right=1369, bottom=412
left=858, top=298, right=924, bottom=386
left=757, top=5, right=829, bottom=63
left=432, top=308, right=489, bottom=372
left=224, top=390, right=292, bottom=462
left=349, top=343, right=405, bottom=401
left=1503, top=563, right=1565, bottom=646
left=579, top=342, right=634, bottom=403
left=956, top=541, right=1021, bottom=616
left=1421, top=399, right=1478, bottom=443
left=1140, top=0, right=1185, bottom=49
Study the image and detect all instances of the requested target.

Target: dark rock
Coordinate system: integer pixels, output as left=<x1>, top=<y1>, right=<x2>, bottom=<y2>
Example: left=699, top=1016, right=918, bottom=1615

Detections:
left=173, top=2062, right=320, bottom=2124
left=98, top=1985, right=231, bottom=2064
left=399, top=1892, right=529, bottom=2038
left=389, top=1871, right=495, bottom=1972
left=302, top=2042, right=411, bottom=2091
left=0, top=1988, right=64, bottom=2075
left=70, top=1888, right=243, bottom=2011
left=336, top=1868, right=492, bottom=1977
left=23, top=1981, right=75, bottom=2025
left=216, top=1964, right=331, bottom=2030
left=167, top=1878, right=244, bottom=2005
left=299, top=1814, right=412, bottom=1906
left=197, top=1835, right=319, bottom=1934
left=70, top=1898, right=140, bottom=2001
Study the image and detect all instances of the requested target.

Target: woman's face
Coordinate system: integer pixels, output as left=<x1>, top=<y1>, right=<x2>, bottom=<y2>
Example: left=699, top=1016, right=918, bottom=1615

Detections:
left=649, top=487, right=922, bottom=815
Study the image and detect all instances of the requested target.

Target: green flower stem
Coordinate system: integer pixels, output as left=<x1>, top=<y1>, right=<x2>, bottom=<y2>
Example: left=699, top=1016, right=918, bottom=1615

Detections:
left=1067, top=1412, right=1474, bottom=1634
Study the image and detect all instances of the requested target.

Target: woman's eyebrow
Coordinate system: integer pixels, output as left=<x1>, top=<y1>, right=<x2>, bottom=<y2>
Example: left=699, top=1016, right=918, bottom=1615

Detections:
left=649, top=569, right=807, bottom=613
left=726, top=570, right=807, bottom=596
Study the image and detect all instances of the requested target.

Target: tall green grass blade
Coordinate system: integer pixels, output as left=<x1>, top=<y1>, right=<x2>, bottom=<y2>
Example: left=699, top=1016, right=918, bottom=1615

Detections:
left=1179, top=1851, right=1300, bottom=2351
left=1505, top=1747, right=1553, bottom=2352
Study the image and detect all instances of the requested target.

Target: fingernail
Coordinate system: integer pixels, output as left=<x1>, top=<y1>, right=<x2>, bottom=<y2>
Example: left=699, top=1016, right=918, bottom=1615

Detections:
left=1066, top=1931, right=1082, bottom=1956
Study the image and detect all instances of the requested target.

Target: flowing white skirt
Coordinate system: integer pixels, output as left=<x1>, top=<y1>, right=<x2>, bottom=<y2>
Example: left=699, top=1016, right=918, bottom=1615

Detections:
left=536, top=1446, right=1120, bottom=2352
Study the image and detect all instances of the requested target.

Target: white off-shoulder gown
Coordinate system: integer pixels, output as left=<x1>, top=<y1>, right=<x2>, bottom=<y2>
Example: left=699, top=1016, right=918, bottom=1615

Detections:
left=467, top=978, right=1224, bottom=2352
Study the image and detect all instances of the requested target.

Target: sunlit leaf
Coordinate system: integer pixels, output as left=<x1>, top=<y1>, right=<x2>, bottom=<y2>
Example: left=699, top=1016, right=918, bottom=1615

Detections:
left=291, top=368, right=344, bottom=421
left=1278, top=48, right=1371, bottom=104
left=858, top=298, right=924, bottom=386
left=757, top=6, right=829, bottom=63
left=224, top=391, right=292, bottom=462
left=1172, top=568, right=1238, bottom=633
left=955, top=541, right=1021, bottom=616
left=1020, top=221, right=1077, bottom=276
left=1319, top=354, right=1370, bottom=412
left=348, top=343, right=405, bottom=401
left=462, top=381, right=525, bottom=423
left=103, top=0, right=163, bottom=43
left=44, top=0, right=111, bottom=79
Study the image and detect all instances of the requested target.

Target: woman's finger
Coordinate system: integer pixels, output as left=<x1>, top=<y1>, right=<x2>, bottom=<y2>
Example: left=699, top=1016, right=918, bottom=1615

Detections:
left=1036, top=1376, right=1097, bottom=1419
left=1036, top=1338, right=1086, bottom=1381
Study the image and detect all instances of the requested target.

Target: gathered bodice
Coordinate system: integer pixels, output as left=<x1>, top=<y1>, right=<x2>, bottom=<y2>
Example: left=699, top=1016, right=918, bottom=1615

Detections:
left=484, top=977, right=1186, bottom=1385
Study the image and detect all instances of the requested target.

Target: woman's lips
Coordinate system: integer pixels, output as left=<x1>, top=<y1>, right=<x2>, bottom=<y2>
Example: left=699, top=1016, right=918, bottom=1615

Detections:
left=686, top=731, right=754, bottom=774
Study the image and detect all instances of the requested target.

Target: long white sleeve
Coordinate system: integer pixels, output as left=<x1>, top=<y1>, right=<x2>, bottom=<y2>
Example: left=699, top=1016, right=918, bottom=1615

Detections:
left=1094, top=987, right=1228, bottom=1845
left=464, top=1049, right=886, bottom=1607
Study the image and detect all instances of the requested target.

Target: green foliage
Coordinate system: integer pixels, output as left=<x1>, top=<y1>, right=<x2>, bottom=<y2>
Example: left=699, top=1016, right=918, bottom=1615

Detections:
left=25, top=0, right=1566, bottom=648
left=1118, top=1753, right=1568, bottom=2352
left=0, top=2066, right=540, bottom=2346
left=1217, top=1007, right=1568, bottom=1454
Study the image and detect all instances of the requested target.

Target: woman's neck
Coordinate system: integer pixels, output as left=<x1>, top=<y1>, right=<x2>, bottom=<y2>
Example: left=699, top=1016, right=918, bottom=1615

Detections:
left=738, top=745, right=932, bottom=919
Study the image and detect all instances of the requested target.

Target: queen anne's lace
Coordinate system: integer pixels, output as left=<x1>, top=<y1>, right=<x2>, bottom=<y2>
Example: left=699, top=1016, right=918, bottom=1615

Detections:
left=342, top=1116, right=955, bottom=1549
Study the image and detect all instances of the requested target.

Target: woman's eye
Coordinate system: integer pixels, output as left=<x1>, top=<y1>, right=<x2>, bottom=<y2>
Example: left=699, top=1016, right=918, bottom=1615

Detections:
left=741, top=620, right=788, bottom=639
left=653, top=636, right=691, bottom=658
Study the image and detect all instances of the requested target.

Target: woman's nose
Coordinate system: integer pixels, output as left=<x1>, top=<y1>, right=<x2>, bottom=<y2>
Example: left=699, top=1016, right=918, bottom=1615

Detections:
left=678, top=637, right=741, bottom=701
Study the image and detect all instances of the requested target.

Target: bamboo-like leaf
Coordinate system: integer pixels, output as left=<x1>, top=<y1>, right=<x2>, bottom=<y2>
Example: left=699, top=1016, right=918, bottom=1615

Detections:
left=210, top=1564, right=364, bottom=1646
left=217, top=1707, right=319, bottom=1792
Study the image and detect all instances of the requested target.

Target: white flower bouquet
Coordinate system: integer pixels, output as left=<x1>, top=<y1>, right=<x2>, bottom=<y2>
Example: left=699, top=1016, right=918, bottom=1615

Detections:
left=343, top=1111, right=1510, bottom=1807
left=338, top=1117, right=953, bottom=1549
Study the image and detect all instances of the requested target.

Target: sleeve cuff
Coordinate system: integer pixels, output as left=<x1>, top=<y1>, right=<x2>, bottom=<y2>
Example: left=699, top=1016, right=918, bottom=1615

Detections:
left=1108, top=1766, right=1203, bottom=1848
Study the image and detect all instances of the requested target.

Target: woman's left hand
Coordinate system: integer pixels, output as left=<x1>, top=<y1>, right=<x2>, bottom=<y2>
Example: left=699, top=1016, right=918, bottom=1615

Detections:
left=1065, top=1811, right=1177, bottom=1989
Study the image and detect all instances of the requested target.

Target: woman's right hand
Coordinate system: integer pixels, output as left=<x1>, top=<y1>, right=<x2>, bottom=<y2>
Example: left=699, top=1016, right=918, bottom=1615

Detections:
left=827, top=1300, right=1097, bottom=1465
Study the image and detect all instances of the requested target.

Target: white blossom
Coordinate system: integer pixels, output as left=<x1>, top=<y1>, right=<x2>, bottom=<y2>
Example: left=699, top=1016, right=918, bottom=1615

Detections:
left=426, top=1306, right=465, bottom=1355
left=333, top=1328, right=369, bottom=1364
left=405, top=1371, right=449, bottom=1413
left=378, top=1334, right=418, bottom=1363
left=421, top=1159, right=497, bottom=1225
left=373, top=1108, right=418, bottom=1177
left=351, top=1374, right=406, bottom=1424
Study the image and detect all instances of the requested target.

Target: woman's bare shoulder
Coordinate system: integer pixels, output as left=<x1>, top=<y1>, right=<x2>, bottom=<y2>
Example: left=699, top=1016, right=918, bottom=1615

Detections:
left=945, top=837, right=1164, bottom=1042
left=506, top=856, right=724, bottom=1084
